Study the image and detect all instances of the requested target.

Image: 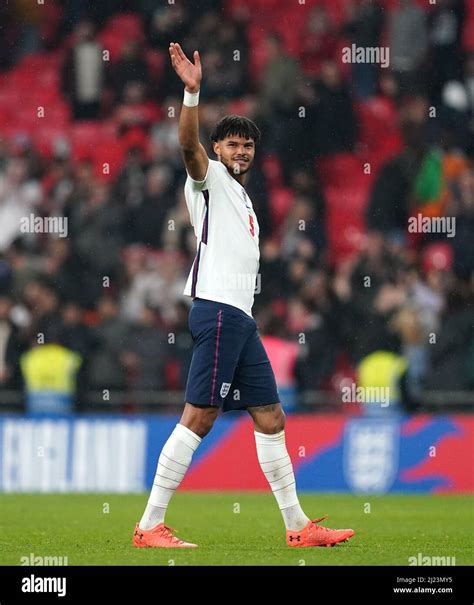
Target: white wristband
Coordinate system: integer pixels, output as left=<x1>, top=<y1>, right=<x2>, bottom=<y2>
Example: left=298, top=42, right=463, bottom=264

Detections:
left=183, top=90, right=200, bottom=107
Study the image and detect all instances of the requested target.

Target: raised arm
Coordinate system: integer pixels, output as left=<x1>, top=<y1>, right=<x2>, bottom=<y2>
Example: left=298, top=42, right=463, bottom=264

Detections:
left=169, top=42, right=209, bottom=181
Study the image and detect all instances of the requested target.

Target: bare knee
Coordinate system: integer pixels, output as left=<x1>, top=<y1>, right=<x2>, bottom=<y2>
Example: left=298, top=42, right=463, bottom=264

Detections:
left=180, top=403, right=219, bottom=438
left=249, top=403, right=286, bottom=434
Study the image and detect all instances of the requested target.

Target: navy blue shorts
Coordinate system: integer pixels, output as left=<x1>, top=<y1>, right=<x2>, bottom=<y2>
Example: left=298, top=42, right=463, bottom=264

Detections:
left=185, top=298, right=280, bottom=412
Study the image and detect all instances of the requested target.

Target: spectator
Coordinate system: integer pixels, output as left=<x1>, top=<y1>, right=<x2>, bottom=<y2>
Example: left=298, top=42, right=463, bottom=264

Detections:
left=255, top=239, right=290, bottom=310
left=428, top=0, right=466, bottom=101
left=0, top=295, right=23, bottom=390
left=425, top=284, right=474, bottom=390
left=389, top=0, right=429, bottom=97
left=449, top=164, right=474, bottom=280
left=366, top=153, right=414, bottom=236
left=203, top=20, right=247, bottom=101
left=10, top=0, right=42, bottom=61
left=342, top=234, right=404, bottom=364
left=42, top=238, right=88, bottom=308
left=405, top=263, right=444, bottom=336
left=5, top=241, right=39, bottom=302
left=289, top=169, right=326, bottom=222
left=88, top=295, right=129, bottom=391
left=59, top=301, right=94, bottom=358
left=144, top=3, right=189, bottom=53
left=200, top=47, right=243, bottom=101
left=150, top=97, right=182, bottom=172
left=259, top=32, right=303, bottom=117
left=125, top=164, right=174, bottom=248
left=24, top=281, right=62, bottom=345
left=121, top=305, right=167, bottom=392
left=294, top=294, right=342, bottom=393
left=345, top=0, right=385, bottom=99
left=260, top=316, right=299, bottom=410
left=313, top=60, right=357, bottom=155
left=280, top=197, right=325, bottom=264
left=20, top=329, right=82, bottom=415
left=167, top=301, right=193, bottom=389
left=0, top=158, right=42, bottom=252
left=357, top=349, right=407, bottom=415
left=148, top=255, right=188, bottom=325
left=390, top=305, right=429, bottom=403
left=61, top=20, right=104, bottom=120
left=58, top=301, right=94, bottom=406
left=118, top=248, right=185, bottom=324
left=440, top=54, right=474, bottom=153
left=258, top=32, right=304, bottom=155
left=42, top=157, right=75, bottom=217
left=161, top=189, right=195, bottom=254
left=115, top=81, right=160, bottom=135
left=67, top=180, right=124, bottom=302
left=298, top=6, right=338, bottom=79
left=110, top=40, right=150, bottom=102
left=366, top=99, right=433, bottom=237
left=114, top=146, right=148, bottom=208
left=0, top=3, right=15, bottom=69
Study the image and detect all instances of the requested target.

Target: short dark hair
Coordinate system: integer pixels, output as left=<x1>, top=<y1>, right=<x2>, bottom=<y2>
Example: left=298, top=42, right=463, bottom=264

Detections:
left=210, top=115, right=261, bottom=144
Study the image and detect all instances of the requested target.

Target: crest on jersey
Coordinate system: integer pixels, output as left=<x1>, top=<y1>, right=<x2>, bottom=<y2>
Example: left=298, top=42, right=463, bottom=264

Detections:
left=220, top=382, right=231, bottom=398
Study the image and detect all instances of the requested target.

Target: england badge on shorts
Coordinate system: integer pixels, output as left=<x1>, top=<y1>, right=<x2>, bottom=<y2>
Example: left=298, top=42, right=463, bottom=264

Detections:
left=220, top=382, right=231, bottom=398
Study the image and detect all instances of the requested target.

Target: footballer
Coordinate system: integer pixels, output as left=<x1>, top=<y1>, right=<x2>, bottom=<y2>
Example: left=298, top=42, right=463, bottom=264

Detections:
left=132, top=42, right=355, bottom=548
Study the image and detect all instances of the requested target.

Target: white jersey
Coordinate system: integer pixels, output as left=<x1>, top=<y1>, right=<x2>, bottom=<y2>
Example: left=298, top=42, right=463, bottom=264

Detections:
left=183, top=159, right=260, bottom=317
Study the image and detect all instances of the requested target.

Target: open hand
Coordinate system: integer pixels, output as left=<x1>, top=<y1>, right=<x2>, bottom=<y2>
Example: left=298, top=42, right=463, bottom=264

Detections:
left=169, top=42, right=202, bottom=93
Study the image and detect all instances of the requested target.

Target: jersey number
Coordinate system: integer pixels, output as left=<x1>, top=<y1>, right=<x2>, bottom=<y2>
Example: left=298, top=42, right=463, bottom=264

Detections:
left=248, top=214, right=255, bottom=237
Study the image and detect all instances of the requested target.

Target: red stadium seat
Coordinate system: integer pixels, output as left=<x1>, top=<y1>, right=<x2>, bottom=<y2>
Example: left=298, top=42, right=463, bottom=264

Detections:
left=463, top=0, right=474, bottom=51
left=93, top=137, right=125, bottom=181
left=99, top=13, right=145, bottom=63
left=16, top=52, right=52, bottom=73
left=0, top=89, right=20, bottom=118
left=355, top=98, right=403, bottom=173
left=36, top=65, right=60, bottom=92
left=70, top=122, right=124, bottom=178
left=70, top=122, right=101, bottom=160
left=33, top=126, right=70, bottom=158
left=6, top=67, right=36, bottom=90
left=324, top=351, right=358, bottom=395
left=7, top=105, right=49, bottom=136
left=165, top=359, right=180, bottom=390
left=355, top=98, right=401, bottom=149
left=269, top=187, right=294, bottom=229
left=324, top=185, right=369, bottom=264
left=106, top=13, right=144, bottom=41
left=145, top=49, right=165, bottom=80
left=98, top=31, right=126, bottom=63
left=262, top=155, right=284, bottom=189
left=316, top=153, right=368, bottom=189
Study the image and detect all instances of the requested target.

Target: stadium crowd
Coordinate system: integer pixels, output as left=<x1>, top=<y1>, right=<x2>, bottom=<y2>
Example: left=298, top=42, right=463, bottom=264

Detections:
left=0, top=0, right=472, bottom=411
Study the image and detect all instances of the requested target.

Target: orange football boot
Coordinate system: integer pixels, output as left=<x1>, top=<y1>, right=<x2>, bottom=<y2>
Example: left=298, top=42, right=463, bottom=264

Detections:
left=132, top=522, right=197, bottom=548
left=286, top=515, right=355, bottom=547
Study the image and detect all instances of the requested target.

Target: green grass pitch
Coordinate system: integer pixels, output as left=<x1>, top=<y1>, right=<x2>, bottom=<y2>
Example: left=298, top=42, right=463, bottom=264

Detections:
left=0, top=493, right=472, bottom=566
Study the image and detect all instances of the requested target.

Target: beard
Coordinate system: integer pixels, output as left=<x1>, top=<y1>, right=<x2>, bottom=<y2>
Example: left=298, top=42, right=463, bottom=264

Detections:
left=222, top=158, right=252, bottom=176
